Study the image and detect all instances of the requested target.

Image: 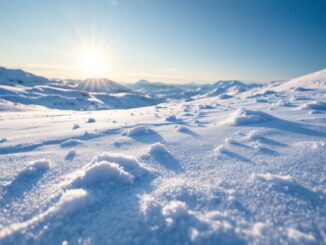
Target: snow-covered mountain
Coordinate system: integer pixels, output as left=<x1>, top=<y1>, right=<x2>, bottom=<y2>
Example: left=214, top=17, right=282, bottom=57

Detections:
left=126, top=79, right=260, bottom=100
left=75, top=78, right=130, bottom=93
left=125, top=80, right=199, bottom=100
left=199, top=80, right=262, bottom=98
left=0, top=67, right=156, bottom=110
left=1, top=67, right=265, bottom=110
left=0, top=67, right=49, bottom=86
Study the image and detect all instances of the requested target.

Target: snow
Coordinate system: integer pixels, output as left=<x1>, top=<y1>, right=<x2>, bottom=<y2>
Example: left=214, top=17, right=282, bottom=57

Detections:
left=165, top=115, right=177, bottom=122
left=225, top=137, right=236, bottom=144
left=161, top=200, right=189, bottom=220
left=299, top=100, right=326, bottom=110
left=0, top=138, right=7, bottom=143
left=226, top=108, right=275, bottom=125
left=72, top=123, right=80, bottom=130
left=176, top=125, right=196, bottom=136
left=148, top=142, right=169, bottom=156
left=73, top=161, right=134, bottom=186
left=86, top=117, right=96, bottom=123
left=91, top=152, right=149, bottom=177
left=287, top=227, right=316, bottom=243
left=274, top=68, right=326, bottom=90
left=141, top=197, right=240, bottom=244
left=56, top=189, right=94, bottom=215
left=21, top=159, right=51, bottom=174
left=60, top=139, right=83, bottom=148
left=126, top=125, right=158, bottom=137
left=0, top=67, right=326, bottom=244
left=213, top=144, right=228, bottom=155
left=65, top=149, right=77, bottom=160
left=255, top=173, right=294, bottom=182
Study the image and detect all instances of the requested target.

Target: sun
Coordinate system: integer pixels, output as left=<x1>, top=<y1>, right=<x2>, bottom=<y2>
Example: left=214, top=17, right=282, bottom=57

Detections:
left=80, top=49, right=107, bottom=78
left=68, top=32, right=115, bottom=79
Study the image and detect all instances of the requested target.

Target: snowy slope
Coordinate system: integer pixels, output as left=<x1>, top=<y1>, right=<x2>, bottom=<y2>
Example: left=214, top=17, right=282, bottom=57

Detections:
left=273, top=68, right=326, bottom=91
left=0, top=67, right=49, bottom=87
left=0, top=68, right=325, bottom=244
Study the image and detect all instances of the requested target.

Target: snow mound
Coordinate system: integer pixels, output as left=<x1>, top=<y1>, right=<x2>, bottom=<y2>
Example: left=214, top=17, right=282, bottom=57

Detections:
left=21, top=159, right=51, bottom=174
left=72, top=123, right=80, bottom=130
left=246, top=130, right=263, bottom=141
left=141, top=198, right=241, bottom=244
left=213, top=145, right=228, bottom=155
left=149, top=142, right=170, bottom=156
left=176, top=125, right=192, bottom=134
left=57, top=189, right=94, bottom=215
left=218, top=94, right=233, bottom=100
left=273, top=100, right=293, bottom=107
left=87, top=117, right=96, bottom=123
left=226, top=109, right=275, bottom=125
left=0, top=138, right=7, bottom=143
left=60, top=139, right=83, bottom=148
left=293, top=141, right=326, bottom=151
left=299, top=101, right=326, bottom=110
left=65, top=149, right=77, bottom=160
left=162, top=200, right=189, bottom=221
left=74, top=161, right=134, bottom=186
left=67, top=152, right=150, bottom=188
left=287, top=227, right=316, bottom=243
left=126, top=126, right=157, bottom=137
left=91, top=152, right=149, bottom=177
left=225, top=137, right=236, bottom=144
left=255, top=173, right=293, bottom=182
left=0, top=188, right=93, bottom=239
left=198, top=104, right=215, bottom=110
left=165, top=115, right=177, bottom=122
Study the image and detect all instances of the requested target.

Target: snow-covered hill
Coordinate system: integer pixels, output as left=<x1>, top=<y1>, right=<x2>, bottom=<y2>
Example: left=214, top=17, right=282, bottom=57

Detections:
left=0, top=67, right=325, bottom=244
left=125, top=80, right=199, bottom=100
left=198, top=80, right=261, bottom=98
left=0, top=67, right=49, bottom=87
left=0, top=67, right=264, bottom=110
left=75, top=78, right=130, bottom=93
left=0, top=67, right=156, bottom=110
left=126, top=79, right=260, bottom=101
left=272, top=69, right=326, bottom=91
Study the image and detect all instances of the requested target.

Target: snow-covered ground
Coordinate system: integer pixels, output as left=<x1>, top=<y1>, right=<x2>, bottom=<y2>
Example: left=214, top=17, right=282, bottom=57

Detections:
left=0, top=68, right=325, bottom=244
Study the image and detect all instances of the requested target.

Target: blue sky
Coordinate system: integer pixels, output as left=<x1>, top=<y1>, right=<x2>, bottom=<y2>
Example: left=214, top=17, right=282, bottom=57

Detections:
left=0, top=0, right=325, bottom=83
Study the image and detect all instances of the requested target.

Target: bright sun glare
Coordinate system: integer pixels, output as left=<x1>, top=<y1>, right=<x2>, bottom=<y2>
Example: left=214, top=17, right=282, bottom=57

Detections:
left=80, top=49, right=107, bottom=78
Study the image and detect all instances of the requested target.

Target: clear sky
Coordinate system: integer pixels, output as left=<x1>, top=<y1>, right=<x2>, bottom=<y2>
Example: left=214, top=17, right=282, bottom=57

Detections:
left=0, top=0, right=325, bottom=83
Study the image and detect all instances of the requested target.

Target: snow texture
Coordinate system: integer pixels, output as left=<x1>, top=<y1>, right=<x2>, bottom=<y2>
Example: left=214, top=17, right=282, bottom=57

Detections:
left=0, top=66, right=325, bottom=244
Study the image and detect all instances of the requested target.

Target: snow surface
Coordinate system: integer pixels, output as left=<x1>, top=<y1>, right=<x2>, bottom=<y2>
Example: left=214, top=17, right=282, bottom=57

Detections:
left=0, top=67, right=326, bottom=244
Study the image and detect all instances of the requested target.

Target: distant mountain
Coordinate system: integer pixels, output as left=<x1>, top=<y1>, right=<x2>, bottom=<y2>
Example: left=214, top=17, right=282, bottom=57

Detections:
left=0, top=67, right=156, bottom=110
left=0, top=66, right=268, bottom=110
left=75, top=78, right=130, bottom=93
left=195, top=80, right=261, bottom=98
left=126, top=80, right=206, bottom=100
left=125, top=79, right=262, bottom=100
left=0, top=67, right=49, bottom=86
left=125, top=80, right=195, bottom=100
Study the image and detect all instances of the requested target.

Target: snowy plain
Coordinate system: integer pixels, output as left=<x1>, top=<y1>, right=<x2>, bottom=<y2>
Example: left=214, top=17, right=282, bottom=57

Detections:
left=0, top=67, right=325, bottom=244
